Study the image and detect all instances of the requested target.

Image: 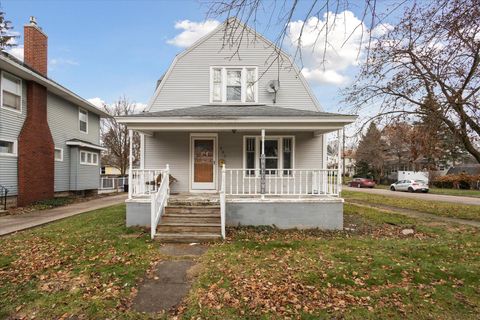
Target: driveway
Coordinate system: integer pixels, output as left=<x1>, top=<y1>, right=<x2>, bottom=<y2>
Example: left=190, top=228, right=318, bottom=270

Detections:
left=343, top=186, right=480, bottom=206
left=0, top=194, right=127, bottom=236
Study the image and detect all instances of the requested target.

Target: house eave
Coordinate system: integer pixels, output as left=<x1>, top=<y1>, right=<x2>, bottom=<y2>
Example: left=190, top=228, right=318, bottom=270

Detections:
left=66, top=140, right=107, bottom=151
left=0, top=55, right=109, bottom=118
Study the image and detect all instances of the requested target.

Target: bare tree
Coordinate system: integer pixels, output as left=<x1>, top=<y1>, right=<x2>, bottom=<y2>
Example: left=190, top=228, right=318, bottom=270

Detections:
left=203, top=0, right=403, bottom=74
left=101, top=97, right=140, bottom=176
left=345, top=0, right=480, bottom=163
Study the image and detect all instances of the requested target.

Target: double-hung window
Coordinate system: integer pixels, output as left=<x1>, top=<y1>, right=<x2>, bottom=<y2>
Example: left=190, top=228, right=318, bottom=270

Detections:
left=1, top=72, right=22, bottom=112
left=210, top=67, right=258, bottom=103
left=243, top=136, right=294, bottom=175
left=79, top=108, right=88, bottom=133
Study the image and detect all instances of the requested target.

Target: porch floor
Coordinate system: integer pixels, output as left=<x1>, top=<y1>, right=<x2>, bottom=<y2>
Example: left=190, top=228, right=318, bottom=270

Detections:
left=128, top=192, right=343, bottom=204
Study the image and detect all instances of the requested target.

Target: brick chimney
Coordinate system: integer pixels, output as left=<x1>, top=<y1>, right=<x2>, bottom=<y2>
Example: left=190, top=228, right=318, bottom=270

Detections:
left=17, top=17, right=54, bottom=206
left=24, top=16, right=48, bottom=76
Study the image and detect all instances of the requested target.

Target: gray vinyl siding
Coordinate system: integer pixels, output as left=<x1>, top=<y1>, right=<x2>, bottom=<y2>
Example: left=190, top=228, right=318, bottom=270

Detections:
left=150, top=26, right=319, bottom=112
left=144, top=131, right=323, bottom=193
left=0, top=75, right=27, bottom=195
left=68, top=146, right=100, bottom=191
left=47, top=92, right=101, bottom=192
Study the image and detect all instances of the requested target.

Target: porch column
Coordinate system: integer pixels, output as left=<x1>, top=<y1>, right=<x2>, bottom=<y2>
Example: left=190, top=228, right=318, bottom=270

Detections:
left=260, top=129, right=266, bottom=199
left=128, top=129, right=133, bottom=199
left=337, top=129, right=343, bottom=194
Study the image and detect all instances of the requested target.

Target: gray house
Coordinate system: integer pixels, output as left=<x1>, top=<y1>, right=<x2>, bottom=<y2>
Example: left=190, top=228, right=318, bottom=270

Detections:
left=0, top=17, right=107, bottom=207
left=118, top=18, right=356, bottom=242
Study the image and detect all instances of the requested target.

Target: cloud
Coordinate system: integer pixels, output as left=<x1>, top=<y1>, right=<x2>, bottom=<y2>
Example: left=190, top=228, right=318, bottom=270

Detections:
left=287, top=11, right=392, bottom=86
left=167, top=19, right=220, bottom=47
left=88, top=97, right=106, bottom=108
left=6, top=45, right=24, bottom=61
left=49, top=58, right=79, bottom=70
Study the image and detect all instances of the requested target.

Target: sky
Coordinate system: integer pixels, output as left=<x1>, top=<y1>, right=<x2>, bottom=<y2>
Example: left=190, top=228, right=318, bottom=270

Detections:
left=2, top=0, right=403, bottom=114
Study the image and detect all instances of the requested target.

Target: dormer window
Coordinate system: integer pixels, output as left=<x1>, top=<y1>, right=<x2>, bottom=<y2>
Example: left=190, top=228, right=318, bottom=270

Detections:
left=210, top=66, right=258, bottom=103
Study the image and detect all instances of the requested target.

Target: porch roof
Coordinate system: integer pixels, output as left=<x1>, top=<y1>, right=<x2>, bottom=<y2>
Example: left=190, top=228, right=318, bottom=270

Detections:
left=119, top=105, right=353, bottom=119
left=117, top=105, right=356, bottom=133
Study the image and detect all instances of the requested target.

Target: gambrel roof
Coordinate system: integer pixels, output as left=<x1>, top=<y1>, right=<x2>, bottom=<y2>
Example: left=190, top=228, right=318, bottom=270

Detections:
left=146, top=17, right=323, bottom=112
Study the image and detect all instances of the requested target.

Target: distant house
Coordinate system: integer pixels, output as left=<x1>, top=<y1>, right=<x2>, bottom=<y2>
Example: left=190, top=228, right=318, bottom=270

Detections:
left=117, top=18, right=356, bottom=241
left=0, top=17, right=108, bottom=207
left=446, top=165, right=480, bottom=176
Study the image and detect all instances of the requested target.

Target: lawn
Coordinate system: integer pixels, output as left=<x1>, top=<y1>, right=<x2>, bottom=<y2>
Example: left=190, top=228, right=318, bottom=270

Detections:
left=374, top=184, right=480, bottom=198
left=1, top=203, right=479, bottom=319
left=342, top=190, right=480, bottom=222
left=0, top=204, right=162, bottom=319
left=181, top=205, right=480, bottom=319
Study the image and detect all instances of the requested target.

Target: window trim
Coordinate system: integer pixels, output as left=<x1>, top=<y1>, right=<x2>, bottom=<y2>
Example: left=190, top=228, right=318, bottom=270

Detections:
left=242, top=135, right=295, bottom=176
left=79, top=108, right=88, bottom=134
left=0, top=138, right=18, bottom=157
left=209, top=66, right=258, bottom=104
left=0, top=71, right=22, bottom=114
left=79, top=150, right=99, bottom=166
left=54, top=147, right=64, bottom=162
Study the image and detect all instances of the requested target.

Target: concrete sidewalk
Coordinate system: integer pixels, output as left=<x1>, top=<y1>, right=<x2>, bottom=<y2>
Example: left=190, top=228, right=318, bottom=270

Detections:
left=0, top=194, right=127, bottom=236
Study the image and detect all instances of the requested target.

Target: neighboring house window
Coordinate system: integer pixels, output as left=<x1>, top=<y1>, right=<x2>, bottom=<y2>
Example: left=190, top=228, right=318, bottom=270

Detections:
left=79, top=108, right=88, bottom=133
left=0, top=138, right=17, bottom=156
left=1, top=71, right=22, bottom=113
left=54, top=148, right=63, bottom=161
left=80, top=150, right=98, bottom=165
left=101, top=167, right=106, bottom=174
left=243, top=136, right=294, bottom=175
left=210, top=67, right=258, bottom=103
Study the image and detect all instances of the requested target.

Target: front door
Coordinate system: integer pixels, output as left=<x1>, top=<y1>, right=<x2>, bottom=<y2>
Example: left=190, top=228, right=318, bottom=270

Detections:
left=191, top=136, right=216, bottom=190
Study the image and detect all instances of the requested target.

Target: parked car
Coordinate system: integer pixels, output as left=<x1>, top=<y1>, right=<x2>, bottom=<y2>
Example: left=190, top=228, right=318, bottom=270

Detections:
left=348, top=178, right=376, bottom=188
left=390, top=180, right=429, bottom=193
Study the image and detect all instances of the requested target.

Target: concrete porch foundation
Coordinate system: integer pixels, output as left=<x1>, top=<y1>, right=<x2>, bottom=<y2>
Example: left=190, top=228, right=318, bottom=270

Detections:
left=126, top=194, right=343, bottom=230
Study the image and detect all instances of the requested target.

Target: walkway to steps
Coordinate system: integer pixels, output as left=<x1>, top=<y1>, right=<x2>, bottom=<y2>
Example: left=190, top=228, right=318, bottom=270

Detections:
left=155, top=193, right=222, bottom=243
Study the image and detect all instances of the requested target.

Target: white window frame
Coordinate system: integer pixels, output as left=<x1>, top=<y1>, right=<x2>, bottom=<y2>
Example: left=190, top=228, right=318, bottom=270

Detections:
left=242, top=135, right=295, bottom=177
left=54, top=147, right=64, bottom=162
left=79, top=108, right=88, bottom=134
left=79, top=150, right=98, bottom=166
left=0, top=138, right=18, bottom=157
left=1, top=71, right=22, bottom=114
left=209, top=66, right=258, bottom=104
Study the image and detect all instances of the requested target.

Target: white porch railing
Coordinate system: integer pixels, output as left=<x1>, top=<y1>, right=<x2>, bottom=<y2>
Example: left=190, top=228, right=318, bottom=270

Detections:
left=131, top=169, right=167, bottom=197
left=150, top=165, right=170, bottom=239
left=223, top=168, right=340, bottom=196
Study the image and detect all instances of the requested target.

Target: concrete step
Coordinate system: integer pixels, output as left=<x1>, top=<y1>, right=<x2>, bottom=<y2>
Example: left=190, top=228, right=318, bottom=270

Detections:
left=161, top=215, right=220, bottom=224
left=165, top=206, right=220, bottom=215
left=157, top=223, right=221, bottom=233
left=155, top=232, right=221, bottom=243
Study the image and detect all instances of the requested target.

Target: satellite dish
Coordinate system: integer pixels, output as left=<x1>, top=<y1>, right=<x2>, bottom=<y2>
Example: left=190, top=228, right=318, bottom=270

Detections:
left=266, top=80, right=280, bottom=93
